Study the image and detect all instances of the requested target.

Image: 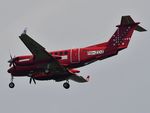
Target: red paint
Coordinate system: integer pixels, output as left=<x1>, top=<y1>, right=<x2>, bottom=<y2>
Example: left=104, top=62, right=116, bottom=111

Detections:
left=7, top=16, right=146, bottom=88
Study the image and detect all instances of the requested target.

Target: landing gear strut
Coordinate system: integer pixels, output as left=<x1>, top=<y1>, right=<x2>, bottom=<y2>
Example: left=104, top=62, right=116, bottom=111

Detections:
left=9, top=75, right=15, bottom=88
left=63, top=81, right=70, bottom=89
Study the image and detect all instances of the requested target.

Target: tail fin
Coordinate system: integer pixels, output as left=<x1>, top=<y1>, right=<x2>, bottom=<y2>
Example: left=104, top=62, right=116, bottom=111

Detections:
left=119, top=16, right=146, bottom=32
left=107, top=16, right=146, bottom=50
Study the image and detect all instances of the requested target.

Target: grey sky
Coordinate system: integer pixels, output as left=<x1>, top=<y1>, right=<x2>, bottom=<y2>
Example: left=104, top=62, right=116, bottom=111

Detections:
left=0, top=0, right=150, bottom=113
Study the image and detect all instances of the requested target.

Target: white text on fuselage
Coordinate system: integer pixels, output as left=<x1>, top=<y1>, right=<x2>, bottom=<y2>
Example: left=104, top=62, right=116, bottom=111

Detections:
left=87, top=50, right=104, bottom=56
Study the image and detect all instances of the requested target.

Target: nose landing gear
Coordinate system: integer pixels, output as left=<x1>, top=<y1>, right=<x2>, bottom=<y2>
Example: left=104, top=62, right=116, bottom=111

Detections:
left=9, top=75, right=15, bottom=88
left=9, top=82, right=15, bottom=88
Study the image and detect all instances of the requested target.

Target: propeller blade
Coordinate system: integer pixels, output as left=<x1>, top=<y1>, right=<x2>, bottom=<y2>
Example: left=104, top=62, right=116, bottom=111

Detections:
left=33, top=78, right=36, bottom=84
left=29, top=78, right=32, bottom=84
left=10, top=54, right=13, bottom=60
left=9, top=62, right=12, bottom=67
left=8, top=53, right=16, bottom=68
left=8, top=54, right=13, bottom=63
left=12, top=62, right=16, bottom=68
left=29, top=77, right=36, bottom=84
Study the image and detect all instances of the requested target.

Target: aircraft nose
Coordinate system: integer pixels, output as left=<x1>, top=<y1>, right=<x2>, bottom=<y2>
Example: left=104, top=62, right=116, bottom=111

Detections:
left=7, top=67, right=14, bottom=73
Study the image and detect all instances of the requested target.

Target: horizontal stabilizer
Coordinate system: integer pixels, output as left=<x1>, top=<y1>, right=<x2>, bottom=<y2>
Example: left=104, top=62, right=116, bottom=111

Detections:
left=135, top=25, right=147, bottom=32
left=118, top=15, right=147, bottom=32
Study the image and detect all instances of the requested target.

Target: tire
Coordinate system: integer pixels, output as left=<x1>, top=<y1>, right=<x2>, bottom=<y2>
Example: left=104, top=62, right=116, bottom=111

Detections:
left=63, top=82, right=70, bottom=89
left=9, top=82, right=15, bottom=88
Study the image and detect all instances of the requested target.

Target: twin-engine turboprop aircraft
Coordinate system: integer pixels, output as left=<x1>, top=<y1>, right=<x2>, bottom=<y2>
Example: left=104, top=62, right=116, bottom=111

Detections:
left=7, top=16, right=146, bottom=89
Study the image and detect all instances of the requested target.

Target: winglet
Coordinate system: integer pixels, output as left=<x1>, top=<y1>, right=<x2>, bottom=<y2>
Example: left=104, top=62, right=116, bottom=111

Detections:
left=22, top=28, right=27, bottom=35
left=86, top=76, right=90, bottom=82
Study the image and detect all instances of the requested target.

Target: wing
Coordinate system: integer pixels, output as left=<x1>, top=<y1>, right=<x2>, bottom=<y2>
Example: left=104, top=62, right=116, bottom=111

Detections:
left=19, top=33, right=67, bottom=74
left=19, top=33, right=51, bottom=61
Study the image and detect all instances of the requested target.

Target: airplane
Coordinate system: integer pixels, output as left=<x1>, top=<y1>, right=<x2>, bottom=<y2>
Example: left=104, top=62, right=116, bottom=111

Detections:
left=7, top=16, right=146, bottom=89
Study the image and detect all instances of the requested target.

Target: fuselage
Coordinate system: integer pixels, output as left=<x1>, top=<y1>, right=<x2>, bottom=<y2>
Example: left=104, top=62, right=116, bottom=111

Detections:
left=7, top=15, right=146, bottom=89
left=8, top=41, right=122, bottom=79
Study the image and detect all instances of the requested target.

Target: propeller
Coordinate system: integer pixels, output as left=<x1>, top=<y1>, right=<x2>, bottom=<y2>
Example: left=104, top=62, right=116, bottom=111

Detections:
left=8, top=53, right=16, bottom=67
left=29, top=75, right=36, bottom=84
left=29, top=77, right=36, bottom=84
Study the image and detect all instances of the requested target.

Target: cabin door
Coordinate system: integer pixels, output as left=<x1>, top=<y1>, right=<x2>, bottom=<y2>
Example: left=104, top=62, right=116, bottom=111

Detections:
left=70, top=49, right=80, bottom=63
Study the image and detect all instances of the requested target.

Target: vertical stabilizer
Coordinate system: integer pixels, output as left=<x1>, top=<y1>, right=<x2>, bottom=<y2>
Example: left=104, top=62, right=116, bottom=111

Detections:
left=107, top=16, right=146, bottom=50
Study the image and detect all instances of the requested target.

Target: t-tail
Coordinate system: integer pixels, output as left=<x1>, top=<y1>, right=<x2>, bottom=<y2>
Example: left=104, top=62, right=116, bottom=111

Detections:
left=107, top=15, right=146, bottom=51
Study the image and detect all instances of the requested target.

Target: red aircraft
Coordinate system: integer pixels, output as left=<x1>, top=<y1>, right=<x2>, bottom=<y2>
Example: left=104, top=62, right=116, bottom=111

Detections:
left=7, top=16, right=146, bottom=89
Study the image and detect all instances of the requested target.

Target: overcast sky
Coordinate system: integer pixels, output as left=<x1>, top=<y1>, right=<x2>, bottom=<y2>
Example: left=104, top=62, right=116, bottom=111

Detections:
left=0, top=0, right=150, bottom=113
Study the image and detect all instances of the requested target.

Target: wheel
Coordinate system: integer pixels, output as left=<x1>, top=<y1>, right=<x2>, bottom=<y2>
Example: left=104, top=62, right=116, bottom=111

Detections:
left=63, top=82, right=70, bottom=89
left=9, top=82, right=15, bottom=88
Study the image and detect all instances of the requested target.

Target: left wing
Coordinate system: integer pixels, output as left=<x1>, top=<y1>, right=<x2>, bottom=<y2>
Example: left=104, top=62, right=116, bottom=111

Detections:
left=19, top=33, right=67, bottom=74
left=19, top=32, right=90, bottom=82
left=19, top=33, right=52, bottom=62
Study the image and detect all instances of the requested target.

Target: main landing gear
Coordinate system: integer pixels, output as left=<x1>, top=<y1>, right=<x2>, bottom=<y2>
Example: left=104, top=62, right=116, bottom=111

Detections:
left=9, top=75, right=15, bottom=88
left=63, top=81, right=70, bottom=89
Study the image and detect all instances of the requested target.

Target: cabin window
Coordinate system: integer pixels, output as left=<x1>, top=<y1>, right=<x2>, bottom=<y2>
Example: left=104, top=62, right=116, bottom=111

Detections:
left=60, top=52, right=63, bottom=55
left=64, top=51, right=68, bottom=55
left=55, top=52, right=58, bottom=55
left=83, top=50, right=87, bottom=52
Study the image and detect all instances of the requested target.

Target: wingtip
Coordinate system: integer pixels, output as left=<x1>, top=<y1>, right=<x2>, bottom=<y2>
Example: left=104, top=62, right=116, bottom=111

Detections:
left=86, top=75, right=90, bottom=82
left=21, top=28, right=27, bottom=35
